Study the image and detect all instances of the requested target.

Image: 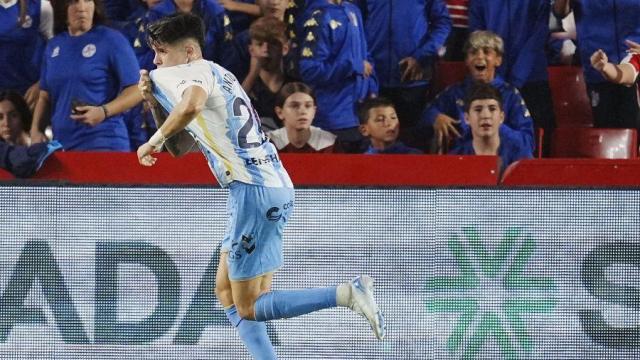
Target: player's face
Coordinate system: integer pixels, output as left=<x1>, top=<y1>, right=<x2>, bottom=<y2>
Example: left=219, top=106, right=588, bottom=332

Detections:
left=465, top=99, right=504, bottom=139
left=466, top=47, right=502, bottom=83
left=67, top=0, right=95, bottom=36
left=276, top=92, right=316, bottom=131
left=257, top=0, right=287, bottom=20
left=152, top=42, right=189, bottom=68
left=0, top=100, right=24, bottom=144
left=360, top=106, right=399, bottom=146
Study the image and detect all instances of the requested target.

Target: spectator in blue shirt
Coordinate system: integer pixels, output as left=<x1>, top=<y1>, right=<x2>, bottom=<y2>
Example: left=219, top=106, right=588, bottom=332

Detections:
left=469, top=0, right=555, bottom=156
left=30, top=0, right=142, bottom=151
left=0, top=0, right=53, bottom=110
left=451, top=82, right=532, bottom=174
left=421, top=30, right=534, bottom=155
left=357, top=0, right=451, bottom=130
left=299, top=0, right=378, bottom=152
left=147, top=0, right=234, bottom=64
left=359, top=97, right=422, bottom=155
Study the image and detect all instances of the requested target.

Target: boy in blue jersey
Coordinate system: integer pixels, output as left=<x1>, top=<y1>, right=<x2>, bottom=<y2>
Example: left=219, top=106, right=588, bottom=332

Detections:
left=421, top=30, right=534, bottom=155
left=358, top=97, right=422, bottom=155
left=136, top=13, right=385, bottom=359
left=450, top=82, right=532, bottom=174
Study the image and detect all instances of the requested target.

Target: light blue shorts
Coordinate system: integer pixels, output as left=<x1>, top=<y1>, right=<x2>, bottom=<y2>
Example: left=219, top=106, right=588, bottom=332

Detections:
left=221, top=181, right=295, bottom=281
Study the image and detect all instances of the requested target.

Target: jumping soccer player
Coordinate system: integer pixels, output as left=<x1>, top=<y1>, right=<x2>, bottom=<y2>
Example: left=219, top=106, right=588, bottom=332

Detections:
left=135, top=13, right=385, bottom=360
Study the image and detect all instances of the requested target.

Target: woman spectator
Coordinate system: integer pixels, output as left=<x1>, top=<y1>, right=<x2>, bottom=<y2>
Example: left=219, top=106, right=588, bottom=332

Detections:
left=30, top=0, right=142, bottom=151
left=0, top=0, right=54, bottom=110
left=0, top=90, right=32, bottom=146
left=269, top=82, right=338, bottom=153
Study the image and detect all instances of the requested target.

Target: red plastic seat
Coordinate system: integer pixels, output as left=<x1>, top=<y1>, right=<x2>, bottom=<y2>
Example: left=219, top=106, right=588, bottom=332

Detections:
left=550, top=127, right=638, bottom=159
left=547, top=66, right=594, bottom=128
left=433, top=61, right=467, bottom=94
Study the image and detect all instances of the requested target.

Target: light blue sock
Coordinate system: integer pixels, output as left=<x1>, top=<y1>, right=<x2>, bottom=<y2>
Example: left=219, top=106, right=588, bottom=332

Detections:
left=253, top=287, right=338, bottom=322
left=225, top=305, right=277, bottom=360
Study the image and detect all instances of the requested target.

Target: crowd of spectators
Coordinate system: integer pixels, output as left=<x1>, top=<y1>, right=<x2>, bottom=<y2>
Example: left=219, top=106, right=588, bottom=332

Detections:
left=2, top=0, right=640, bottom=175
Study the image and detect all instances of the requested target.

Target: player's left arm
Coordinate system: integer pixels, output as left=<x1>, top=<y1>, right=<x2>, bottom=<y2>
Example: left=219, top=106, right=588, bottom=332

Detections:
left=138, top=85, right=207, bottom=166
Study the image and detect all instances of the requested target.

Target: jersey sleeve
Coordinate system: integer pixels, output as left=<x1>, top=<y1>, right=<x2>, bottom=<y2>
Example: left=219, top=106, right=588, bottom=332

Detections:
left=150, top=62, right=215, bottom=107
left=621, top=53, right=640, bottom=82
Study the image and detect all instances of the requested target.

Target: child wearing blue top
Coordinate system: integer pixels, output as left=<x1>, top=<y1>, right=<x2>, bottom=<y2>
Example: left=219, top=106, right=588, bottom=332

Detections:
left=358, top=97, right=422, bottom=155
left=450, top=82, right=532, bottom=173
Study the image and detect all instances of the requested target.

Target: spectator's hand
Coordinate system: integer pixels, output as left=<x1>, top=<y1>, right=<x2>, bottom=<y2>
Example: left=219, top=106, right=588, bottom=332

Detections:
left=24, top=82, right=40, bottom=112
left=434, top=113, right=461, bottom=153
left=590, top=49, right=608, bottom=72
left=70, top=105, right=105, bottom=126
left=29, top=128, right=48, bottom=144
left=399, top=57, right=424, bottom=82
left=217, top=0, right=239, bottom=11
left=625, top=39, right=640, bottom=55
left=137, top=142, right=158, bottom=166
left=138, top=70, right=158, bottom=106
left=363, top=60, right=373, bottom=78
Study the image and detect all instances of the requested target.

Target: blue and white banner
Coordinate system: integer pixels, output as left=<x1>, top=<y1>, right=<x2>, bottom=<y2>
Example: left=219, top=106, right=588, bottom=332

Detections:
left=0, top=186, right=639, bottom=359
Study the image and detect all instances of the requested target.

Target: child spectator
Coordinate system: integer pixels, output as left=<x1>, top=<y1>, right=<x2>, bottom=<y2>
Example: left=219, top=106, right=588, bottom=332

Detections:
left=451, top=82, right=532, bottom=173
left=0, top=91, right=32, bottom=146
left=224, top=0, right=288, bottom=82
left=421, top=30, right=533, bottom=155
left=469, top=0, right=555, bottom=156
left=358, top=97, right=422, bottom=155
left=269, top=82, right=338, bottom=153
left=243, top=16, right=292, bottom=129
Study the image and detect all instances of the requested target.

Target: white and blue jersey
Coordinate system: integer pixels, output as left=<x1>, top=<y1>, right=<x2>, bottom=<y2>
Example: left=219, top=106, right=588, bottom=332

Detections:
left=150, top=59, right=293, bottom=189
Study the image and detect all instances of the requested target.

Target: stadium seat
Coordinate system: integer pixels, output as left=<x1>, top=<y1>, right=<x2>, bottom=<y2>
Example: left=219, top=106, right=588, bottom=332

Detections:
left=550, top=127, right=638, bottom=159
left=432, top=61, right=467, bottom=95
left=547, top=66, right=594, bottom=127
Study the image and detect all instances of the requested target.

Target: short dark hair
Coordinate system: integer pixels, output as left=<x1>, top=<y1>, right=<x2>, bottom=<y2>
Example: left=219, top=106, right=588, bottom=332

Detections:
left=463, top=82, right=503, bottom=112
left=0, top=90, right=32, bottom=131
left=357, top=97, right=396, bottom=125
left=274, top=82, right=316, bottom=108
left=147, top=13, right=206, bottom=50
left=53, top=0, right=107, bottom=35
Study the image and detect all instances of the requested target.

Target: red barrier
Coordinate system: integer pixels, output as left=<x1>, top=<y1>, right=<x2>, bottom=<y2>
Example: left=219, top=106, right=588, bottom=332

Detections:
left=501, top=159, right=640, bottom=186
left=0, top=152, right=501, bottom=186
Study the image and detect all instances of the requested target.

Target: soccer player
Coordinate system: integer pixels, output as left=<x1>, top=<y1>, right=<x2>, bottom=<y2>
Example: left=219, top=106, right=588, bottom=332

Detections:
left=136, top=13, right=385, bottom=359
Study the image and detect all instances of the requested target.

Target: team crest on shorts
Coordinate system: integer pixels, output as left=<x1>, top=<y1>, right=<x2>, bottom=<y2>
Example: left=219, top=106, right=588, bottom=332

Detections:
left=82, top=44, right=96, bottom=58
